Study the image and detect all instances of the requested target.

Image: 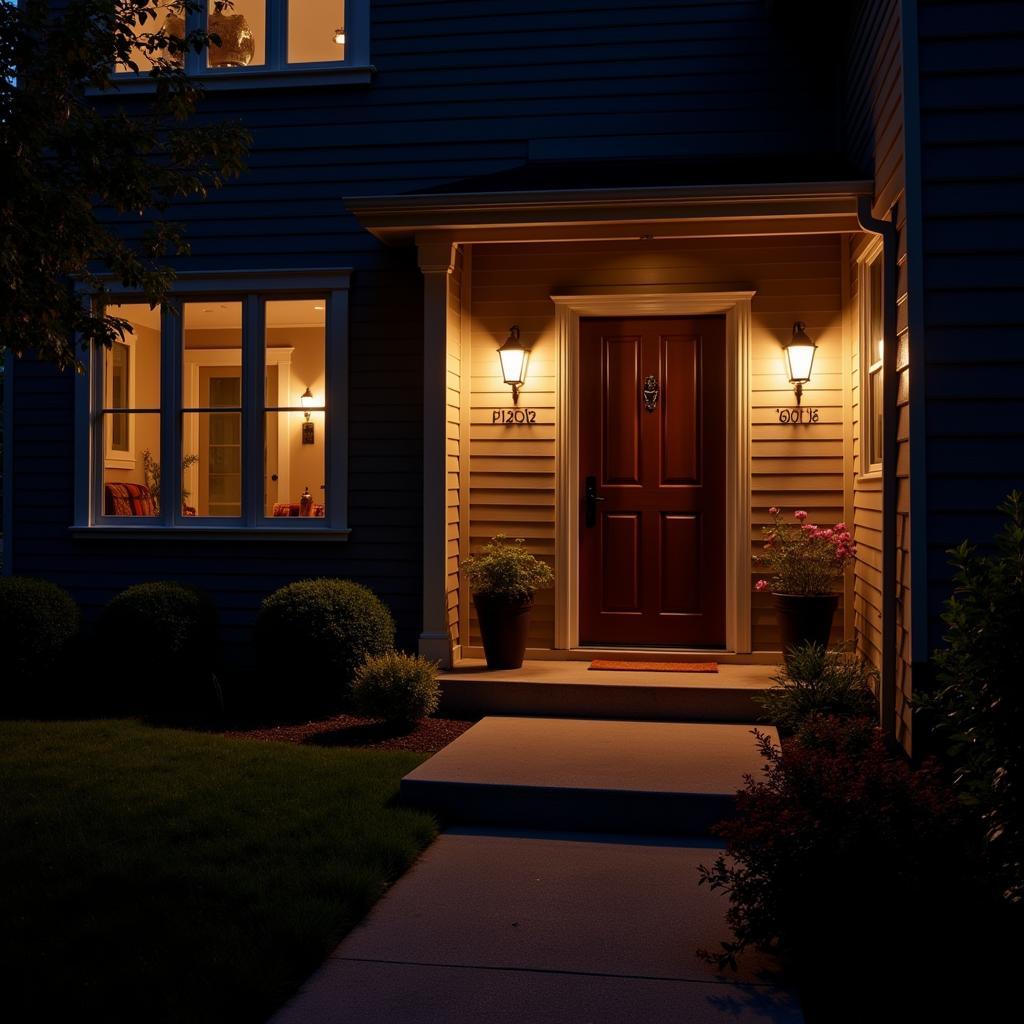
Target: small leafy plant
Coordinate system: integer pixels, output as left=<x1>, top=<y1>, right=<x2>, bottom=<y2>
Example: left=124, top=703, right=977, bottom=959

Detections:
left=755, top=507, right=856, bottom=596
left=755, top=641, right=877, bottom=736
left=462, top=535, right=554, bottom=602
left=352, top=652, right=441, bottom=728
left=697, top=717, right=964, bottom=972
left=142, top=449, right=200, bottom=512
left=917, top=490, right=1024, bottom=904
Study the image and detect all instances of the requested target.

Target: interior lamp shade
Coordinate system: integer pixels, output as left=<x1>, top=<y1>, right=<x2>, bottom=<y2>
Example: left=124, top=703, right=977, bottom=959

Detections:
left=498, top=325, right=529, bottom=402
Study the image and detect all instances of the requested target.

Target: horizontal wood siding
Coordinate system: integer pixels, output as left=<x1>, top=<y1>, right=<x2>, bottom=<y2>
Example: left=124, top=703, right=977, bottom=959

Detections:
left=446, top=247, right=464, bottom=647
left=466, top=234, right=847, bottom=651
left=845, top=0, right=914, bottom=749
left=9, top=2, right=848, bottom=650
left=917, top=1, right=1024, bottom=651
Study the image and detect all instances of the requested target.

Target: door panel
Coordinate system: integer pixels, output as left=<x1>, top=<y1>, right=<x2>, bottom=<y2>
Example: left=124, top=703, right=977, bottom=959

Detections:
left=579, top=317, right=726, bottom=647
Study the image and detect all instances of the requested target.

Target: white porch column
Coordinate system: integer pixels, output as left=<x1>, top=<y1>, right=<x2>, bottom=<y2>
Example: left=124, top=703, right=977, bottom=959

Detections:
left=417, top=238, right=457, bottom=666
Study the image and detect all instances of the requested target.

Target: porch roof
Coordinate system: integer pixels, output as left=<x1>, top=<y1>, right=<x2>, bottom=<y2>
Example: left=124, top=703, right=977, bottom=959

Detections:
left=346, top=173, right=875, bottom=246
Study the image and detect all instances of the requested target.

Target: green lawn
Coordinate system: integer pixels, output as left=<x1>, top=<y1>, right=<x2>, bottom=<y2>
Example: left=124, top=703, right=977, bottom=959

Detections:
left=0, top=719, right=437, bottom=1023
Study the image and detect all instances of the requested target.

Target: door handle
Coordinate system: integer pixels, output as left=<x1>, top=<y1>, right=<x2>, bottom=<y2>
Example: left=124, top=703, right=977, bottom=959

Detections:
left=584, top=475, right=605, bottom=528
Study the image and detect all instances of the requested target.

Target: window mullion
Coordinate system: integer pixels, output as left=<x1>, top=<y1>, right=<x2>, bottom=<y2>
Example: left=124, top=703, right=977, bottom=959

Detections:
left=269, top=0, right=287, bottom=70
left=162, top=301, right=183, bottom=526
left=326, top=287, right=348, bottom=530
left=184, top=5, right=205, bottom=77
left=243, top=294, right=264, bottom=525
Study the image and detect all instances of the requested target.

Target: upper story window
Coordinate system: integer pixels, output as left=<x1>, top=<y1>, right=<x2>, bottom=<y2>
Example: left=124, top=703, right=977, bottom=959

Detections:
left=118, top=1, right=370, bottom=84
left=859, top=244, right=884, bottom=476
left=75, top=270, right=351, bottom=534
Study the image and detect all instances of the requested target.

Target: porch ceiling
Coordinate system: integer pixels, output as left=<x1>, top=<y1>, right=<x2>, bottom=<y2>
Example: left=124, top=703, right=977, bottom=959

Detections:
left=346, top=179, right=874, bottom=245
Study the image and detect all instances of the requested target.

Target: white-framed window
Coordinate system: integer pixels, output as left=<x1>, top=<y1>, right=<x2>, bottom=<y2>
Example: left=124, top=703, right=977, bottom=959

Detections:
left=858, top=241, right=884, bottom=476
left=75, top=269, right=351, bottom=534
left=116, top=1, right=371, bottom=86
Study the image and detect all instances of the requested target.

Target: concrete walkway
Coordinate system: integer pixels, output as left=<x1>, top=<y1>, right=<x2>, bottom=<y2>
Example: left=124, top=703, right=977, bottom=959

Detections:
left=270, top=829, right=801, bottom=1024
left=269, top=717, right=802, bottom=1023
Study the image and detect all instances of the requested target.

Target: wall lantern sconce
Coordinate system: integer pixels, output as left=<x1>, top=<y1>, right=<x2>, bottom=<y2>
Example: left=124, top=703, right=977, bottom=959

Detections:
left=783, top=321, right=818, bottom=405
left=300, top=387, right=316, bottom=444
left=334, top=26, right=346, bottom=45
left=498, top=325, right=529, bottom=404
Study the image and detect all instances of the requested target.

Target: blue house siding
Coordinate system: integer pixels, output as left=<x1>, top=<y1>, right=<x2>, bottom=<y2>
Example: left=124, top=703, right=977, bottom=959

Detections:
left=8, top=2, right=866, bottom=655
left=915, top=0, right=1024, bottom=637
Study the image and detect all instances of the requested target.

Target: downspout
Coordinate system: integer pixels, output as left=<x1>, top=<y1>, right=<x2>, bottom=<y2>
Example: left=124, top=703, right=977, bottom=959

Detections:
left=857, top=195, right=898, bottom=743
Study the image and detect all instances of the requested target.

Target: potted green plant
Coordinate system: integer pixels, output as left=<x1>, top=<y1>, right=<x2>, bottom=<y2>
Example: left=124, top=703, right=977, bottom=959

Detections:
left=755, top=508, right=857, bottom=663
left=463, top=535, right=554, bottom=670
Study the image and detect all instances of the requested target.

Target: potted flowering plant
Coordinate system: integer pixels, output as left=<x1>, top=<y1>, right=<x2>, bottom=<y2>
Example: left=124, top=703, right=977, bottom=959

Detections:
left=755, top=508, right=857, bottom=662
left=463, top=535, right=554, bottom=670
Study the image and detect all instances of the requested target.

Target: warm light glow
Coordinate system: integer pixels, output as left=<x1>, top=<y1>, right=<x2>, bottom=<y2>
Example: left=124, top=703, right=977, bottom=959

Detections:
left=784, top=342, right=816, bottom=385
left=877, top=338, right=884, bottom=363
left=300, top=386, right=315, bottom=420
left=334, top=27, right=346, bottom=45
left=784, top=322, right=817, bottom=385
left=497, top=326, right=529, bottom=402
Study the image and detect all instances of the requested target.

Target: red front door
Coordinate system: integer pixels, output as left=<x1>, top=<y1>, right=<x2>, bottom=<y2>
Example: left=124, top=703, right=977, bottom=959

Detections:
left=579, top=317, right=727, bottom=647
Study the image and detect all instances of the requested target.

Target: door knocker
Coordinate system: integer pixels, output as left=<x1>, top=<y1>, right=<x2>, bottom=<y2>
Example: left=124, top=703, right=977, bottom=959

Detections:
left=642, top=375, right=659, bottom=412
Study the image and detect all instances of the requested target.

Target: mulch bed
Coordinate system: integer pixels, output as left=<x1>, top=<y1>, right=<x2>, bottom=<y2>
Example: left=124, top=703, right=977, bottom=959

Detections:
left=223, top=714, right=476, bottom=753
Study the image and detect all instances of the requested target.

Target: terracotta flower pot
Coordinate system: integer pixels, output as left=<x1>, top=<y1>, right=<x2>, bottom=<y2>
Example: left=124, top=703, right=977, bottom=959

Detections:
left=772, top=593, right=839, bottom=665
left=473, top=593, right=533, bottom=670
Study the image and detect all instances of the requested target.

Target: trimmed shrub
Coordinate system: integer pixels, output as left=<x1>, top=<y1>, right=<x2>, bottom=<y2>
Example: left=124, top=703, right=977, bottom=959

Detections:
left=95, top=581, right=219, bottom=713
left=0, top=577, right=79, bottom=705
left=254, top=579, right=396, bottom=708
left=754, top=641, right=877, bottom=736
left=352, top=652, right=440, bottom=727
left=697, top=717, right=967, bottom=974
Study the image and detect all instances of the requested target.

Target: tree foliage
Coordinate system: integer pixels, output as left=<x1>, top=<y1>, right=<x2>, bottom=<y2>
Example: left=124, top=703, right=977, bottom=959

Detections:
left=0, top=1, right=250, bottom=370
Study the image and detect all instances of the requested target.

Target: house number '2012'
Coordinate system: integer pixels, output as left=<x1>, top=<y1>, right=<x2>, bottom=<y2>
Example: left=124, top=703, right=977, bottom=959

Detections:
left=492, top=409, right=537, bottom=425
left=776, top=407, right=820, bottom=424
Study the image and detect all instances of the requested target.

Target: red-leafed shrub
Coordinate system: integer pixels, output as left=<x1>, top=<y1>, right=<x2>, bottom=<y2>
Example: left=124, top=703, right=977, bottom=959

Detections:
left=697, top=716, right=965, bottom=973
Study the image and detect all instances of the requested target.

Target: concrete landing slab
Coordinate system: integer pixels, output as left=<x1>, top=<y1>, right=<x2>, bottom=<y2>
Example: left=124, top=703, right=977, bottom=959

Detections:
left=400, top=717, right=775, bottom=835
left=269, top=829, right=801, bottom=1024
left=439, top=661, right=777, bottom=722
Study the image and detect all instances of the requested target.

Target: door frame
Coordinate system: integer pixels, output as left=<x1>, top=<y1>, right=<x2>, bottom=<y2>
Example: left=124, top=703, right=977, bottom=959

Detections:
left=551, top=288, right=754, bottom=653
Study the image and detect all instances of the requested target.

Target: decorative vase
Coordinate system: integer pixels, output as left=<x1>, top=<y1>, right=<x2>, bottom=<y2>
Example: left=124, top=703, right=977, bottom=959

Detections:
left=207, top=13, right=255, bottom=67
left=772, top=593, right=839, bottom=664
left=473, top=593, right=533, bottom=670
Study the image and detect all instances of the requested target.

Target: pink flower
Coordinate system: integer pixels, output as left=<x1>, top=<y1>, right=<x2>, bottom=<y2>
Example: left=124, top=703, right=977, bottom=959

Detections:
left=794, top=510, right=808, bottom=520
left=835, top=523, right=847, bottom=532
left=768, top=506, right=780, bottom=515
left=755, top=579, right=770, bottom=592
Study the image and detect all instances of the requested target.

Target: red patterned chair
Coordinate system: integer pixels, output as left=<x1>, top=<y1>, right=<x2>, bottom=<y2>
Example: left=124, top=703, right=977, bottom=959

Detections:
left=272, top=502, right=325, bottom=518
left=104, top=482, right=157, bottom=517
left=104, top=483, right=196, bottom=517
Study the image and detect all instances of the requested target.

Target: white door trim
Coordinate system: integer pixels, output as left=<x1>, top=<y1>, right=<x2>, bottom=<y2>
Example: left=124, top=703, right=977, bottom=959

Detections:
left=551, top=288, right=754, bottom=654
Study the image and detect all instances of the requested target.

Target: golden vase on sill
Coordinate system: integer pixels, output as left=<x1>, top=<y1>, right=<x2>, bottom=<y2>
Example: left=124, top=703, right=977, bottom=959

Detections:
left=164, top=12, right=255, bottom=68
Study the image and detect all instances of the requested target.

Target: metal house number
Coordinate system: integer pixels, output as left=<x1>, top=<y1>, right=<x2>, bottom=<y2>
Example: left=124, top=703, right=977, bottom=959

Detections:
left=642, top=375, right=659, bottom=412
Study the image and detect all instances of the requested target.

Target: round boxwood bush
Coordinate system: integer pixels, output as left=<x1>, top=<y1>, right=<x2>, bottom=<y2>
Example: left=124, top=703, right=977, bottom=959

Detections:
left=0, top=577, right=80, bottom=699
left=255, top=579, right=396, bottom=707
left=352, top=652, right=440, bottom=728
left=95, top=582, right=219, bottom=711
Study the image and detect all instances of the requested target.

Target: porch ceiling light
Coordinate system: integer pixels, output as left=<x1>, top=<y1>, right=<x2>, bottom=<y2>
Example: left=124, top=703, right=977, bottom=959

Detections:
left=784, top=321, right=818, bottom=405
left=334, top=27, right=346, bottom=45
left=498, top=325, right=529, bottom=404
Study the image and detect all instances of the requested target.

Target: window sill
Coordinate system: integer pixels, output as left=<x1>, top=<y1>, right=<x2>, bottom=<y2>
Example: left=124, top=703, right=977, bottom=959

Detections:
left=71, top=525, right=351, bottom=541
left=856, top=469, right=883, bottom=484
left=96, top=65, right=375, bottom=95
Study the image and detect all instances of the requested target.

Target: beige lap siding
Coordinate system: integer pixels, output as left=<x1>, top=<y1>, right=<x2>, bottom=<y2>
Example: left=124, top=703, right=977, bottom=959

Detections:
left=464, top=234, right=848, bottom=652
left=446, top=247, right=464, bottom=650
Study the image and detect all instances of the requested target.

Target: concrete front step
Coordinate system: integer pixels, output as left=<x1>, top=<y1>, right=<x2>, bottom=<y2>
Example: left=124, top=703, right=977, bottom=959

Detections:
left=439, top=660, right=777, bottom=723
left=401, top=716, right=776, bottom=836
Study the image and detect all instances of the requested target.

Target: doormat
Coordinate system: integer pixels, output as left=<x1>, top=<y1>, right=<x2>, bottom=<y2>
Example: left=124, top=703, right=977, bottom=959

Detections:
left=588, top=660, right=719, bottom=673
